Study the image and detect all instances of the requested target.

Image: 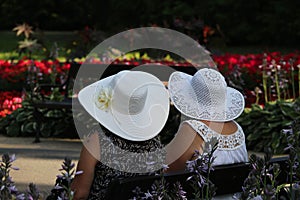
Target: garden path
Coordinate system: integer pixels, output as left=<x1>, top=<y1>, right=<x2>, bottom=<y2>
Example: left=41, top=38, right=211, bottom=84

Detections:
left=0, top=135, right=82, bottom=198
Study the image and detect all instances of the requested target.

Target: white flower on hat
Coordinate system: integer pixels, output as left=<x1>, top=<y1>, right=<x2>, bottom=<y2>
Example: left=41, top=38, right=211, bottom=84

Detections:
left=95, top=87, right=112, bottom=111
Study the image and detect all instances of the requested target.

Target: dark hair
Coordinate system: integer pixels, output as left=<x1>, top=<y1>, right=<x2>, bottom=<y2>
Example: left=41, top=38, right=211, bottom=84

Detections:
left=159, top=104, right=181, bottom=145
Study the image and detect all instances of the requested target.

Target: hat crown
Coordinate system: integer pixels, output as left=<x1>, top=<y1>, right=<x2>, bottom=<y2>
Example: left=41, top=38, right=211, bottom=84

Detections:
left=110, top=72, right=148, bottom=115
left=191, top=69, right=227, bottom=112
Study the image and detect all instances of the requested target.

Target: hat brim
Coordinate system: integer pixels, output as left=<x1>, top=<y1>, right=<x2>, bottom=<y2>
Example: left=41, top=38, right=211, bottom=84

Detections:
left=168, top=71, right=245, bottom=122
left=78, top=72, right=170, bottom=141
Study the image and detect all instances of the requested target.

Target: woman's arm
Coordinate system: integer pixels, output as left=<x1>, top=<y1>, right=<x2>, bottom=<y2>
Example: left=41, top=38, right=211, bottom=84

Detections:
left=165, top=122, right=204, bottom=173
left=71, top=133, right=100, bottom=200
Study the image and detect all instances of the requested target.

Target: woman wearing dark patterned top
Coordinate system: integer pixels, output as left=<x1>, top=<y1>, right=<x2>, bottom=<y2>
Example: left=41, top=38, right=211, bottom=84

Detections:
left=83, top=126, right=164, bottom=199
left=71, top=70, right=170, bottom=200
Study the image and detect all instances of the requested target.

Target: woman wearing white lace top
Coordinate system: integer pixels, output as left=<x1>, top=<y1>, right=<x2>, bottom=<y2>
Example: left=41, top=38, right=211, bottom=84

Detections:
left=165, top=68, right=248, bottom=172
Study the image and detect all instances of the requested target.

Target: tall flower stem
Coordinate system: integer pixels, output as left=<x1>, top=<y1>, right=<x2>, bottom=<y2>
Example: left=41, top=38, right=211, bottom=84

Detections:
left=272, top=60, right=281, bottom=101
left=292, top=67, right=296, bottom=100
left=262, top=54, right=268, bottom=103
left=290, top=59, right=296, bottom=99
left=298, top=64, right=300, bottom=98
left=205, top=153, right=213, bottom=199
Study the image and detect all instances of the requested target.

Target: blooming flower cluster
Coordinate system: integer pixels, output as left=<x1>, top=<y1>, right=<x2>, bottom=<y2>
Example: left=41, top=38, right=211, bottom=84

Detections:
left=0, top=91, right=22, bottom=117
left=0, top=153, right=41, bottom=200
left=212, top=51, right=300, bottom=106
left=0, top=59, right=70, bottom=82
left=47, top=157, right=82, bottom=200
left=1, top=153, right=81, bottom=200
left=212, top=52, right=300, bottom=74
left=0, top=51, right=300, bottom=118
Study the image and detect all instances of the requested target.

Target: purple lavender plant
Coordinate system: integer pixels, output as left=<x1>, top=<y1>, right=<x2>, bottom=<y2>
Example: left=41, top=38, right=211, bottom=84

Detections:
left=131, top=170, right=187, bottom=200
left=172, top=181, right=187, bottom=200
left=25, top=183, right=41, bottom=200
left=132, top=138, right=218, bottom=200
left=46, top=157, right=82, bottom=200
left=186, top=137, right=218, bottom=200
left=283, top=119, right=300, bottom=199
left=0, top=153, right=24, bottom=200
left=238, top=147, right=287, bottom=200
left=0, top=153, right=42, bottom=200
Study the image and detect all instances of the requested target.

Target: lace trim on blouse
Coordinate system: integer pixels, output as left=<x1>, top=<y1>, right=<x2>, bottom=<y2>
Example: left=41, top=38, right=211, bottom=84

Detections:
left=185, top=120, right=245, bottom=150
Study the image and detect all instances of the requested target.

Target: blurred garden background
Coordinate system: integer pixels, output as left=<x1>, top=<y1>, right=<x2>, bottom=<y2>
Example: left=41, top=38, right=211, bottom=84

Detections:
left=0, top=0, right=300, bottom=199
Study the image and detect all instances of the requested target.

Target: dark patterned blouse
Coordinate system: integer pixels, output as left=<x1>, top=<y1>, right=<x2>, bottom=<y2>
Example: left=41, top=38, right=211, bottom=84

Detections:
left=87, top=127, right=165, bottom=200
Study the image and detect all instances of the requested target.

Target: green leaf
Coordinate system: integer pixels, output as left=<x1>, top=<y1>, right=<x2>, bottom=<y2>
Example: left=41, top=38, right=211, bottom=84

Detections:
left=16, top=111, right=30, bottom=122
left=281, top=120, right=293, bottom=127
left=247, top=130, right=263, bottom=141
left=49, top=88, right=64, bottom=101
left=268, top=121, right=284, bottom=128
left=21, top=122, right=35, bottom=133
left=261, top=127, right=273, bottom=134
left=0, top=117, right=10, bottom=129
left=45, top=110, right=64, bottom=118
left=279, top=103, right=297, bottom=117
left=266, top=115, right=282, bottom=122
left=247, top=110, right=268, bottom=118
left=6, top=123, right=20, bottom=137
left=52, top=122, right=67, bottom=136
left=251, top=104, right=263, bottom=111
left=237, top=118, right=252, bottom=126
left=40, top=123, right=52, bottom=137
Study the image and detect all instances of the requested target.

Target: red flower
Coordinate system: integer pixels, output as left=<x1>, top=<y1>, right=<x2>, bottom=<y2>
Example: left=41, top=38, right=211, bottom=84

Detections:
left=0, top=91, right=22, bottom=117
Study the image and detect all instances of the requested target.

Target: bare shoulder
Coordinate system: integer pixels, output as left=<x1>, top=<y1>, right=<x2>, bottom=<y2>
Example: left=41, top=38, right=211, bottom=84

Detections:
left=165, top=121, right=204, bottom=172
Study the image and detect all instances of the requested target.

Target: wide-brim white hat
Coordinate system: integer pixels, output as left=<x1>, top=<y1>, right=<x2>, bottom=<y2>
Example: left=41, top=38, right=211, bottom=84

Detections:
left=78, top=70, right=170, bottom=141
left=168, top=68, right=245, bottom=122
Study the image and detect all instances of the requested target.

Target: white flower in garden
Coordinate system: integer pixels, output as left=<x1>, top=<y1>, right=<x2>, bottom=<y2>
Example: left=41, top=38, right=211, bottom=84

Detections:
left=277, top=65, right=281, bottom=70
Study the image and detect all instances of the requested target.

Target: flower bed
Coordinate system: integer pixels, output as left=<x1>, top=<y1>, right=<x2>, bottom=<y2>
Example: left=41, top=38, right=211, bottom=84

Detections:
left=212, top=51, right=300, bottom=106
left=0, top=52, right=299, bottom=153
left=1, top=52, right=299, bottom=111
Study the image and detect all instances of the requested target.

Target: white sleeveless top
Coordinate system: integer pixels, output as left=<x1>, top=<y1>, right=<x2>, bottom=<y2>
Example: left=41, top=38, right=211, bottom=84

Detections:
left=185, top=120, right=248, bottom=166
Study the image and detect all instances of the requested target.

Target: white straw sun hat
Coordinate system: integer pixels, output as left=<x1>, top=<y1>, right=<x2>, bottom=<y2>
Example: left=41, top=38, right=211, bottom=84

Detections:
left=78, top=70, right=170, bottom=141
left=168, top=68, right=245, bottom=122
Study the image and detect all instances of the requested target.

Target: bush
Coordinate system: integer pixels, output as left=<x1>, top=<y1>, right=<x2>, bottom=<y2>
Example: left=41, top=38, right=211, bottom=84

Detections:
left=237, top=98, right=300, bottom=154
left=0, top=98, right=77, bottom=138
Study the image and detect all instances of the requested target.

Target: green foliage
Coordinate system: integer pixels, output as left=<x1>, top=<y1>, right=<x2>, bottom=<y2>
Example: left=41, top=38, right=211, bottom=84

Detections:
left=236, top=98, right=300, bottom=154
left=0, top=99, right=76, bottom=138
left=239, top=150, right=287, bottom=199
left=0, top=103, right=34, bottom=137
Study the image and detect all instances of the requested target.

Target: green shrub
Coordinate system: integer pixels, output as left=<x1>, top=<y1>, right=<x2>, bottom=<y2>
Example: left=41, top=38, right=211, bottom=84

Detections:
left=237, top=98, right=300, bottom=154
left=0, top=99, right=76, bottom=138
